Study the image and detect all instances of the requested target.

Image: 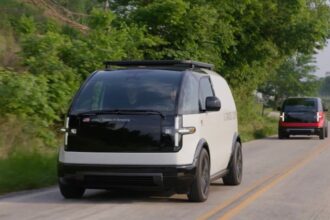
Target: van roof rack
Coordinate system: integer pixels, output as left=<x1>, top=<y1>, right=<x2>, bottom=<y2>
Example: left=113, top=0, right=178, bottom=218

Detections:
left=104, top=60, right=214, bottom=70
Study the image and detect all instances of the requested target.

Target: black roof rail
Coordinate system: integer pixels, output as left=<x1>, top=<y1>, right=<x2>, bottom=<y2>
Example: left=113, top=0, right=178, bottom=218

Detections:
left=104, top=60, right=214, bottom=70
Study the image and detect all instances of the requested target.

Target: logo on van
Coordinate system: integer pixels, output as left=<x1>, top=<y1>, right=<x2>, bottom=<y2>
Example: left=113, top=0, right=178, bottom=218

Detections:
left=91, top=118, right=131, bottom=123
left=224, top=112, right=237, bottom=121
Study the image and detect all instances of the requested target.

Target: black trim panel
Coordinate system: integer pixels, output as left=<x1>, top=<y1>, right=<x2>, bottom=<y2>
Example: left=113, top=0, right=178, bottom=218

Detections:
left=280, top=127, right=322, bottom=135
left=58, top=162, right=197, bottom=193
left=193, top=139, right=208, bottom=166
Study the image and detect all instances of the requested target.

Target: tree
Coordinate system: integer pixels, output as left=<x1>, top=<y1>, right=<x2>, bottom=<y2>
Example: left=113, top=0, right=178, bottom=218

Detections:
left=108, top=0, right=330, bottom=96
left=258, top=54, right=320, bottom=107
left=319, top=76, right=330, bottom=97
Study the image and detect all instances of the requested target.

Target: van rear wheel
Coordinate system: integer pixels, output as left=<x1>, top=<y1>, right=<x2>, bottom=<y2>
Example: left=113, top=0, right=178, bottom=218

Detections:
left=59, top=182, right=85, bottom=199
left=325, top=126, right=328, bottom=138
left=278, top=128, right=289, bottom=139
left=187, top=148, right=210, bottom=202
left=319, top=128, right=325, bottom=140
left=223, top=142, right=243, bottom=185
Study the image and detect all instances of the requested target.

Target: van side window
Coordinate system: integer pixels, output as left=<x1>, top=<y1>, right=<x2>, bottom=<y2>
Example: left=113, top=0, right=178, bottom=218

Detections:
left=199, top=77, right=214, bottom=110
left=181, top=75, right=199, bottom=114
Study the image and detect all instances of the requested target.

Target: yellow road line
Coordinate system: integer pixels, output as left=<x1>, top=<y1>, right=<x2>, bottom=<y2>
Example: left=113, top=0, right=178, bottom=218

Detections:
left=218, top=141, right=329, bottom=220
left=198, top=140, right=329, bottom=220
left=198, top=174, right=275, bottom=220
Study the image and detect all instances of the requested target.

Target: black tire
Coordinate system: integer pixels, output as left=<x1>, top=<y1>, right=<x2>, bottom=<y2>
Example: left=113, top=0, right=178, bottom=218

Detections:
left=319, top=128, right=325, bottom=140
left=325, top=125, right=328, bottom=138
left=278, top=133, right=284, bottom=139
left=278, top=128, right=288, bottom=139
left=59, top=182, right=85, bottom=199
left=223, top=142, right=243, bottom=185
left=279, top=133, right=289, bottom=139
left=187, top=148, right=210, bottom=202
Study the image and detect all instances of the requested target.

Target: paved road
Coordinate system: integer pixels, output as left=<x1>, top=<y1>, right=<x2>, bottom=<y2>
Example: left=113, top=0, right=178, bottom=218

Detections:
left=0, top=131, right=330, bottom=220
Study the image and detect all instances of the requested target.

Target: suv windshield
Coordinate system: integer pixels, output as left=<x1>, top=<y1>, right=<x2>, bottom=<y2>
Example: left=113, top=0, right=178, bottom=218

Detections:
left=70, top=69, right=183, bottom=115
left=283, top=98, right=317, bottom=112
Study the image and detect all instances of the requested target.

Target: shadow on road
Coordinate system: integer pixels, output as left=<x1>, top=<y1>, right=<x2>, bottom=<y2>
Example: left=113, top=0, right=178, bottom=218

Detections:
left=1, top=187, right=193, bottom=205
left=2, top=181, right=229, bottom=205
left=263, top=136, right=320, bottom=140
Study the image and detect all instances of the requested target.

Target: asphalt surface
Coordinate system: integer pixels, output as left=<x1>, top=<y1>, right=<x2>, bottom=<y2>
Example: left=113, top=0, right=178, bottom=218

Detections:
left=0, top=130, right=330, bottom=220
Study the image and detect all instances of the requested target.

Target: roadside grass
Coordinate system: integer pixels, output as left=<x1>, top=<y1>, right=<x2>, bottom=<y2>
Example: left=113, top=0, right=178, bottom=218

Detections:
left=240, top=116, right=278, bottom=142
left=0, top=116, right=59, bottom=195
left=0, top=151, right=57, bottom=195
left=237, top=99, right=278, bottom=142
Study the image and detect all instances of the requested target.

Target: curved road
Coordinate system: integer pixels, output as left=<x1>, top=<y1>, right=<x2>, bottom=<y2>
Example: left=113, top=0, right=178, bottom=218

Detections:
left=1, top=131, right=330, bottom=220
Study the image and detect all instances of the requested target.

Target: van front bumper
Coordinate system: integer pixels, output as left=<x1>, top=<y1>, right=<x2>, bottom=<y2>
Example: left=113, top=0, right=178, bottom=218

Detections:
left=58, top=162, right=196, bottom=193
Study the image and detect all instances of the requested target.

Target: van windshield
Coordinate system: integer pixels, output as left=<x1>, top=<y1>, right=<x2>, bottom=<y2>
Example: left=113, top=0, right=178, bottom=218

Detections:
left=283, top=99, right=317, bottom=112
left=70, top=69, right=183, bottom=115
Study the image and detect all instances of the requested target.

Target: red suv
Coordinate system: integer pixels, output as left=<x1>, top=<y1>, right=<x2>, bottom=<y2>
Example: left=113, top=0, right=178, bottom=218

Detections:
left=278, top=97, right=328, bottom=139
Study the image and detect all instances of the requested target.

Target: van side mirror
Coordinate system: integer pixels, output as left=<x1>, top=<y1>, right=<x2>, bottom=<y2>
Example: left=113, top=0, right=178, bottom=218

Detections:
left=205, top=96, right=221, bottom=111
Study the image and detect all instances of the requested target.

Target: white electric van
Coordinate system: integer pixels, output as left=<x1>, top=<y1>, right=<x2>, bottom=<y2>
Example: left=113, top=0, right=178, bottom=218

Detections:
left=58, top=60, right=242, bottom=202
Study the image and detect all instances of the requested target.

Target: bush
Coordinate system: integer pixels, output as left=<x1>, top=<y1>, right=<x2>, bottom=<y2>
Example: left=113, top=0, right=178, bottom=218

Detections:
left=236, top=96, right=277, bottom=142
left=0, top=151, right=57, bottom=194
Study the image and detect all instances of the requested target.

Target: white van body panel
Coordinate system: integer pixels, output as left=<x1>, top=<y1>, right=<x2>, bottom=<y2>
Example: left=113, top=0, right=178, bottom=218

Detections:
left=194, top=69, right=238, bottom=175
left=60, top=69, right=238, bottom=176
left=205, top=69, right=238, bottom=171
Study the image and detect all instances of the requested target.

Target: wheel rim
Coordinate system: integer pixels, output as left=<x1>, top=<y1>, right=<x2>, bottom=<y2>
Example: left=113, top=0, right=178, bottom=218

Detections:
left=236, top=147, right=243, bottom=180
left=201, top=156, right=210, bottom=195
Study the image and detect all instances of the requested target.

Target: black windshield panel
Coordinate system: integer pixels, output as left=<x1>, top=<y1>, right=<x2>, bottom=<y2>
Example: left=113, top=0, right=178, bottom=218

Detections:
left=71, top=69, right=183, bottom=115
left=283, top=98, right=317, bottom=112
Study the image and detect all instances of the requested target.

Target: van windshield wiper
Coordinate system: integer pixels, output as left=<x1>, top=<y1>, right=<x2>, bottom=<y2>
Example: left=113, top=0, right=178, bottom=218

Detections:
left=77, top=109, right=164, bottom=118
left=112, top=109, right=165, bottom=118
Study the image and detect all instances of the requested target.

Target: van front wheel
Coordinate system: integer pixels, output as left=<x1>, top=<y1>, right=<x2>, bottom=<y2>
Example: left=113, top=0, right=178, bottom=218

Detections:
left=188, top=148, right=210, bottom=202
left=59, top=182, right=85, bottom=199
left=223, top=142, right=243, bottom=185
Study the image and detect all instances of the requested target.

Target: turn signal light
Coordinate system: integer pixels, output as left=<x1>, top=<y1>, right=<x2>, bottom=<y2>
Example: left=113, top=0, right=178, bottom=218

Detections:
left=177, top=127, right=196, bottom=135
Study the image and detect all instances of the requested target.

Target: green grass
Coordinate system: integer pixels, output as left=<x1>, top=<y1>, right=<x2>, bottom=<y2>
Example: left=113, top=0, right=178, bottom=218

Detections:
left=237, top=98, right=278, bottom=142
left=239, top=116, right=278, bottom=142
left=0, top=151, right=57, bottom=194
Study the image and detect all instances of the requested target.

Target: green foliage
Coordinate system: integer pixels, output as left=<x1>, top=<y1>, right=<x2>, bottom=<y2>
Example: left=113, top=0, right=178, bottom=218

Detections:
left=56, top=10, right=164, bottom=78
left=15, top=15, right=37, bottom=34
left=107, top=0, right=330, bottom=96
left=0, top=68, right=56, bottom=122
left=319, top=76, right=330, bottom=97
left=236, top=96, right=278, bottom=142
left=88, top=8, right=116, bottom=29
left=0, top=114, right=59, bottom=157
left=0, top=69, right=61, bottom=147
left=21, top=32, right=80, bottom=118
left=0, top=0, right=329, bottom=161
left=0, top=151, right=57, bottom=194
left=258, top=54, right=320, bottom=107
